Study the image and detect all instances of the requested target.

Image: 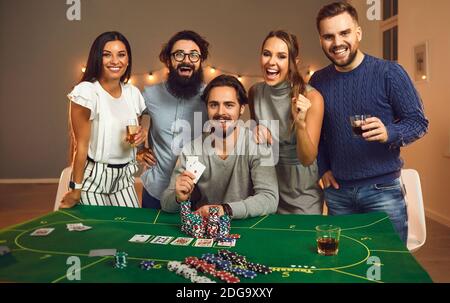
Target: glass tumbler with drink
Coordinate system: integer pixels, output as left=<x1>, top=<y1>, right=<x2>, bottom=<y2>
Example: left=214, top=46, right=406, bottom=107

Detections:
left=316, top=224, right=341, bottom=256
left=126, top=119, right=140, bottom=147
left=350, top=114, right=371, bottom=137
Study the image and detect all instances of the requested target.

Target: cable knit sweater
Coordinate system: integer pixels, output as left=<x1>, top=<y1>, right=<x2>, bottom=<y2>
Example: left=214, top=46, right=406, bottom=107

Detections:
left=310, top=54, right=429, bottom=186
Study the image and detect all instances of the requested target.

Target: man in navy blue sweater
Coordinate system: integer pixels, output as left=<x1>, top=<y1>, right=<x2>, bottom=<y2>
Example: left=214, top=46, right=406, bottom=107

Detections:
left=310, top=2, right=429, bottom=243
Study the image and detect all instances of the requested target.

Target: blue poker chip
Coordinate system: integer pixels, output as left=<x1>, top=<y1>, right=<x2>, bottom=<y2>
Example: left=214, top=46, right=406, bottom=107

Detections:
left=140, top=260, right=155, bottom=270
left=242, top=270, right=257, bottom=279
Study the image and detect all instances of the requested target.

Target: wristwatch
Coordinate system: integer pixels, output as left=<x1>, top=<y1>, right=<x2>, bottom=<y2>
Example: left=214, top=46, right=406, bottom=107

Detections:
left=222, top=203, right=233, bottom=217
left=69, top=181, right=83, bottom=190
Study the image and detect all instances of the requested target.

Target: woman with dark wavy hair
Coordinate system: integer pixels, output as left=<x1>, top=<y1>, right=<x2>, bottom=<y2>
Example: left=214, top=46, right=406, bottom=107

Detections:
left=60, top=31, right=149, bottom=208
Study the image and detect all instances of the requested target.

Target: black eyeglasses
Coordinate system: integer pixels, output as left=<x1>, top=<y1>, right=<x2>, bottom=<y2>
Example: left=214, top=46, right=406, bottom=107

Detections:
left=171, top=51, right=202, bottom=63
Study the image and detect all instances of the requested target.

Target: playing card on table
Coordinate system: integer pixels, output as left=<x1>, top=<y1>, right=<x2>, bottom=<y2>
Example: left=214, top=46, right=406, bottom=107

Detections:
left=129, top=234, right=152, bottom=243
left=67, top=223, right=92, bottom=231
left=30, top=228, right=55, bottom=236
left=66, top=223, right=84, bottom=231
left=216, top=239, right=236, bottom=247
left=193, top=238, right=214, bottom=247
left=74, top=225, right=92, bottom=231
left=170, top=237, right=194, bottom=246
left=186, top=160, right=206, bottom=184
left=150, top=236, right=174, bottom=245
left=88, top=249, right=117, bottom=257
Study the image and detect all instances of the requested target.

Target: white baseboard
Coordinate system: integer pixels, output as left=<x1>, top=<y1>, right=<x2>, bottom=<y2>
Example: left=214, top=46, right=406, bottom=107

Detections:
left=0, top=179, right=449, bottom=228
left=0, top=178, right=140, bottom=184
left=425, top=207, right=450, bottom=227
left=0, top=179, right=59, bottom=184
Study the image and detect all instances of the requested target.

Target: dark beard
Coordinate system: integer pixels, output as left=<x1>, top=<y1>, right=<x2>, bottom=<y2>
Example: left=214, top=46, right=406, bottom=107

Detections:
left=325, top=46, right=358, bottom=68
left=166, top=64, right=204, bottom=99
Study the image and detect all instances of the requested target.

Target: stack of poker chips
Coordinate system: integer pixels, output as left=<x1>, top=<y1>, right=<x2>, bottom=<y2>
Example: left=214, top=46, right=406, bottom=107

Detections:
left=167, top=260, right=216, bottom=283
left=185, top=213, right=205, bottom=238
left=114, top=252, right=128, bottom=269
left=180, top=201, right=191, bottom=233
left=218, top=215, right=231, bottom=238
left=206, top=207, right=220, bottom=238
left=139, top=260, right=155, bottom=270
left=180, top=201, right=231, bottom=239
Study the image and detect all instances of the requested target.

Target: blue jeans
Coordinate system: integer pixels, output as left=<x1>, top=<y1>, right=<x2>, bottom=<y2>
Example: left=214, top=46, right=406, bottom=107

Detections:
left=324, top=178, right=408, bottom=243
left=142, top=188, right=161, bottom=209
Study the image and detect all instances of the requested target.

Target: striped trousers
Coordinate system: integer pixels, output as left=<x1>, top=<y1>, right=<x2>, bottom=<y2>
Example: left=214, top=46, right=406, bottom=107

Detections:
left=78, top=160, right=140, bottom=208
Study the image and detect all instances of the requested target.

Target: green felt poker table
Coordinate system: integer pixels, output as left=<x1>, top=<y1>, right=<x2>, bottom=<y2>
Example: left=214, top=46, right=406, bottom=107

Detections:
left=0, top=205, right=432, bottom=283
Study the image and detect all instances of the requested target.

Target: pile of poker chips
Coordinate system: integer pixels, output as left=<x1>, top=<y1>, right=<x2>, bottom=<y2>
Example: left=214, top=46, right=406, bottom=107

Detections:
left=201, top=253, right=257, bottom=279
left=139, top=260, right=155, bottom=270
left=180, top=201, right=233, bottom=240
left=167, top=252, right=271, bottom=283
left=167, top=260, right=216, bottom=283
left=217, top=250, right=272, bottom=275
left=184, top=256, right=240, bottom=283
left=114, top=252, right=128, bottom=269
left=246, top=262, right=272, bottom=275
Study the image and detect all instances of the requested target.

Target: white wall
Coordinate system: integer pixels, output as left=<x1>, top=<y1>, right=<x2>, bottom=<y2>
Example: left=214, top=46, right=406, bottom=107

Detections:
left=349, top=0, right=382, bottom=57
left=397, top=0, right=450, bottom=226
left=0, top=0, right=330, bottom=179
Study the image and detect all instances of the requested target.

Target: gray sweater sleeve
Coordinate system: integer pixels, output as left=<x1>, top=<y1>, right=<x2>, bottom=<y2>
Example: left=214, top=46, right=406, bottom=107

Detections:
left=228, top=147, right=279, bottom=219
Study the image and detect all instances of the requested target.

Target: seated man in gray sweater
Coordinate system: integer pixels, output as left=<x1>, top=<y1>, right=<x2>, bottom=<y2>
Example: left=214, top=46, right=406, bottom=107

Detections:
left=161, top=75, right=279, bottom=219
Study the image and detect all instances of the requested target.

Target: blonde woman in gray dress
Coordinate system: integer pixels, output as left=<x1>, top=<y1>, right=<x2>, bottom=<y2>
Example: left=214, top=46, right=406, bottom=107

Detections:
left=248, top=30, right=324, bottom=214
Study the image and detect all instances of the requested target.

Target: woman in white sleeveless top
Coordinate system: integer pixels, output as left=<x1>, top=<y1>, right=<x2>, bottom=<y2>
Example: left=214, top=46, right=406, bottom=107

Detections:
left=249, top=30, right=324, bottom=214
left=60, top=31, right=151, bottom=208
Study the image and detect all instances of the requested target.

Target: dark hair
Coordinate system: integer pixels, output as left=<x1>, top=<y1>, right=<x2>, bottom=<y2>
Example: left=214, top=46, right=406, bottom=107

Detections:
left=159, top=30, right=210, bottom=67
left=201, top=75, right=248, bottom=106
left=261, top=30, right=306, bottom=98
left=80, top=31, right=132, bottom=83
left=316, top=1, right=359, bottom=32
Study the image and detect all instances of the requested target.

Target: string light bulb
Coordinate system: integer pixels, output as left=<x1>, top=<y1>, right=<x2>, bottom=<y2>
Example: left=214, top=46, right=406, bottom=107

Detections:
left=421, top=75, right=427, bottom=80
left=74, top=64, right=278, bottom=85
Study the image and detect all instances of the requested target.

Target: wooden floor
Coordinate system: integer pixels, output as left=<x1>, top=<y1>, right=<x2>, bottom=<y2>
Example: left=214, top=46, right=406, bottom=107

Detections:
left=1, top=183, right=449, bottom=282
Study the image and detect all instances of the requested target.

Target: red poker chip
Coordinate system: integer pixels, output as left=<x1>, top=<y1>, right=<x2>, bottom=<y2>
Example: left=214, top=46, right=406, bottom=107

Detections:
left=224, top=276, right=240, bottom=283
left=215, top=271, right=229, bottom=278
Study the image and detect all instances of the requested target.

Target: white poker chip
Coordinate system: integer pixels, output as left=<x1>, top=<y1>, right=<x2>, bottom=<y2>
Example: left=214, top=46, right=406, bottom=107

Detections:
left=168, top=259, right=217, bottom=283
left=167, top=261, right=182, bottom=272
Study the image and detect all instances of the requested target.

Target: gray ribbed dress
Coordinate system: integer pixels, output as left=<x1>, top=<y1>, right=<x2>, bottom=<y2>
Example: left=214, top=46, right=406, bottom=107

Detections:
left=250, top=81, right=323, bottom=214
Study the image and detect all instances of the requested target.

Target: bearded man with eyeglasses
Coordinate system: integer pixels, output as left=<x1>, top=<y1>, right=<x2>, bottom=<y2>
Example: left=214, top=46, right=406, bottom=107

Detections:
left=140, top=31, right=210, bottom=209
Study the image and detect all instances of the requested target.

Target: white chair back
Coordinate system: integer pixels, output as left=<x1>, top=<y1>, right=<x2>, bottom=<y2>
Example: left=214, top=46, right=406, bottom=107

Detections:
left=401, top=169, right=427, bottom=252
left=54, top=166, right=72, bottom=211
